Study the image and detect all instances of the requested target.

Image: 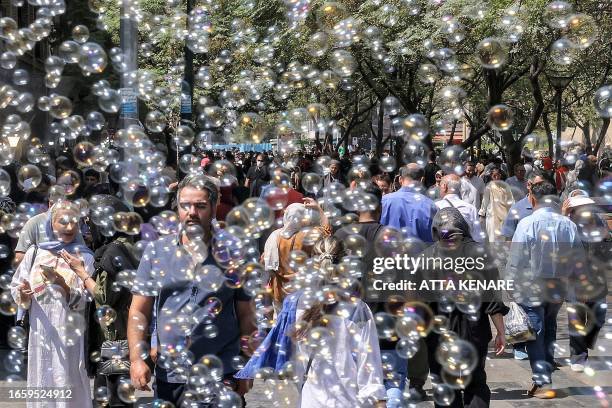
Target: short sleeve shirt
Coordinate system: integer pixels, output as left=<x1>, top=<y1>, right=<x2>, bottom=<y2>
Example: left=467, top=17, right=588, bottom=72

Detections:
left=132, top=235, right=251, bottom=383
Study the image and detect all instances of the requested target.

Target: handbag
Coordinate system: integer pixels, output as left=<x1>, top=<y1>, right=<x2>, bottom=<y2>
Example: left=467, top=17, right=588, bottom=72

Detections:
left=504, top=302, right=536, bottom=344
left=97, top=340, right=130, bottom=376
left=15, top=246, right=38, bottom=348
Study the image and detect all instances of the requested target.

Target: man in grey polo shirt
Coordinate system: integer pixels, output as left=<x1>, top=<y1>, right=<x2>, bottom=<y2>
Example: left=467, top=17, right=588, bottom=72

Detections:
left=128, top=175, right=255, bottom=405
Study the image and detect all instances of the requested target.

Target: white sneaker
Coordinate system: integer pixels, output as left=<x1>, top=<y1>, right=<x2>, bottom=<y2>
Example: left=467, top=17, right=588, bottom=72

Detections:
left=570, top=363, right=585, bottom=372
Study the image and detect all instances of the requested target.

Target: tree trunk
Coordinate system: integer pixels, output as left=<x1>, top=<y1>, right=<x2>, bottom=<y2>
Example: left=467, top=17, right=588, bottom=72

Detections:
left=375, top=103, right=384, bottom=156
left=394, top=137, right=404, bottom=168
left=584, top=121, right=592, bottom=155
left=542, top=113, right=555, bottom=159
left=594, top=118, right=611, bottom=155
left=447, top=120, right=458, bottom=146
left=502, top=131, right=521, bottom=176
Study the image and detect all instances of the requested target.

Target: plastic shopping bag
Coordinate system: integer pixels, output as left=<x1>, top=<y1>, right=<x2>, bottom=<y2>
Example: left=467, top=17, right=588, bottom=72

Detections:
left=504, top=302, right=536, bottom=344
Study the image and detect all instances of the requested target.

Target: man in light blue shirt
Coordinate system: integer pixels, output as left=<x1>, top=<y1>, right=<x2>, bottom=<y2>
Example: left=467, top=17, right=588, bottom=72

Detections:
left=501, top=171, right=546, bottom=240
left=501, top=171, right=546, bottom=361
left=506, top=181, right=585, bottom=399
left=380, top=164, right=437, bottom=243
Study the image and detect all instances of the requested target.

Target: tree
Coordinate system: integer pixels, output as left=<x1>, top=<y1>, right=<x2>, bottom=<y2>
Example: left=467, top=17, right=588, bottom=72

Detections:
left=95, top=0, right=610, bottom=167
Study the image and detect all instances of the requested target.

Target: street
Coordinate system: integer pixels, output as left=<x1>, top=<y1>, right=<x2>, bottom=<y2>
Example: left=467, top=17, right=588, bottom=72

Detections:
left=0, top=302, right=610, bottom=407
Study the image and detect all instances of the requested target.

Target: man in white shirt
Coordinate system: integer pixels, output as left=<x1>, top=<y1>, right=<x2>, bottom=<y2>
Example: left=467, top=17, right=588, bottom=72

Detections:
left=436, top=174, right=485, bottom=242
left=460, top=176, right=480, bottom=209
left=462, top=162, right=485, bottom=208
left=505, top=163, right=529, bottom=201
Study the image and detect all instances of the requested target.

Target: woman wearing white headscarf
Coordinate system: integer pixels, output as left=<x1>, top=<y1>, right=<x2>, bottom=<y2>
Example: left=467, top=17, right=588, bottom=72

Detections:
left=10, top=201, right=94, bottom=408
left=478, top=168, right=515, bottom=243
left=263, top=198, right=331, bottom=313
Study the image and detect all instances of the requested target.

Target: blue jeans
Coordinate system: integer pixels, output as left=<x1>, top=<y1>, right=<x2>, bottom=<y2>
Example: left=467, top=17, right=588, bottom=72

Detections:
left=382, top=350, right=408, bottom=408
left=520, top=302, right=562, bottom=385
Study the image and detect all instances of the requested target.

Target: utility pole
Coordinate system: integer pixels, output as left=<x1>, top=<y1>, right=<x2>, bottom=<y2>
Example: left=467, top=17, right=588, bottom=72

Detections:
left=181, top=0, right=194, bottom=126
left=119, top=0, right=139, bottom=129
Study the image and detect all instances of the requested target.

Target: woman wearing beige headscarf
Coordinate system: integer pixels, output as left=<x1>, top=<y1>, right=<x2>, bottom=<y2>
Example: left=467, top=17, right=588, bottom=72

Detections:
left=263, top=198, right=331, bottom=313
left=479, top=168, right=515, bottom=242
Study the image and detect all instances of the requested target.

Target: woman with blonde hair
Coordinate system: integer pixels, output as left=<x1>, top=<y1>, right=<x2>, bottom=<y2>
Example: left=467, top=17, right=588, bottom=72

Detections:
left=11, top=200, right=95, bottom=408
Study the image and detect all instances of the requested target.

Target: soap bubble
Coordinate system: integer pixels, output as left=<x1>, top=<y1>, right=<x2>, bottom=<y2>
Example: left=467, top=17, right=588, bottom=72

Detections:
left=550, top=38, right=577, bottom=65
left=402, top=140, right=430, bottom=168
left=543, top=1, right=573, bottom=29
left=383, top=96, right=401, bottom=116
left=521, top=132, right=548, bottom=159
left=98, top=89, right=121, bottom=113
left=0, top=292, right=17, bottom=315
left=12, top=69, right=29, bottom=86
left=302, top=173, right=323, bottom=194
left=0, top=169, right=10, bottom=196
left=417, top=63, right=441, bottom=84
left=442, top=369, right=471, bottom=390
left=476, top=38, right=508, bottom=69
left=235, top=112, right=266, bottom=143
left=49, top=95, right=73, bottom=119
left=487, top=104, right=514, bottom=131
left=112, top=211, right=143, bottom=235
left=145, top=110, right=167, bottom=133
left=438, top=145, right=468, bottom=175
left=378, top=156, right=396, bottom=173
left=565, top=13, right=598, bottom=49
left=7, top=326, right=27, bottom=349
left=436, top=339, right=478, bottom=376
left=17, top=164, right=42, bottom=192
left=117, top=378, right=137, bottom=403
left=72, top=25, right=89, bottom=43
left=593, top=85, right=611, bottom=118
left=433, top=384, right=455, bottom=407
left=73, top=141, right=96, bottom=166
left=306, top=31, right=329, bottom=57
left=56, top=170, right=81, bottom=196
left=329, top=49, right=356, bottom=77
left=95, top=305, right=117, bottom=327
left=58, top=40, right=81, bottom=63
left=86, top=111, right=106, bottom=131
left=0, top=51, right=17, bottom=69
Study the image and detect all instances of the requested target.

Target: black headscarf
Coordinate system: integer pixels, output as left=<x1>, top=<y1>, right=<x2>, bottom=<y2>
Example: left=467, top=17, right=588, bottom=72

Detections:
left=431, top=206, right=472, bottom=241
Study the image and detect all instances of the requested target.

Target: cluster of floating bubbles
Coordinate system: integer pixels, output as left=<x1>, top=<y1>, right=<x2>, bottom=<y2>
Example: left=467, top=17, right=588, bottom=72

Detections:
left=0, top=0, right=609, bottom=403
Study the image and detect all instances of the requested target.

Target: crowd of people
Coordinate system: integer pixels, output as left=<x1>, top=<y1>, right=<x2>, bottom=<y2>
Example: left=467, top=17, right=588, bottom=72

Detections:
left=0, top=141, right=610, bottom=407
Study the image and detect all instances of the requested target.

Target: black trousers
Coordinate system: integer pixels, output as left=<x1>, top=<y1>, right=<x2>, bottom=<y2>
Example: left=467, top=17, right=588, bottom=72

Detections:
left=426, top=335, right=490, bottom=408
left=569, top=301, right=606, bottom=363
left=94, top=373, right=134, bottom=407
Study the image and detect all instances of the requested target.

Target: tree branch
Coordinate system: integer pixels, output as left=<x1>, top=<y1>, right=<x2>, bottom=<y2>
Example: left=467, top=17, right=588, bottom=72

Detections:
left=523, top=60, right=545, bottom=135
left=461, top=124, right=490, bottom=148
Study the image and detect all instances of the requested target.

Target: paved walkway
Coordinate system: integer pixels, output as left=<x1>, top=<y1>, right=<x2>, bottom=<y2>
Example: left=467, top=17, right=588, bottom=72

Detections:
left=1, top=303, right=610, bottom=407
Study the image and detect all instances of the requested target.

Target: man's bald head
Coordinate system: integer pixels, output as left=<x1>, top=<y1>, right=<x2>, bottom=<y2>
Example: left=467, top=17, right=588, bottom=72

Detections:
left=440, top=174, right=461, bottom=197
left=399, top=163, right=424, bottom=186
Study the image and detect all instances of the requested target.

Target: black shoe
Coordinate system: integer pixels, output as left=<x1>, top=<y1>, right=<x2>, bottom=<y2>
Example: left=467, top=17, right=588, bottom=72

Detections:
left=527, top=382, right=539, bottom=397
